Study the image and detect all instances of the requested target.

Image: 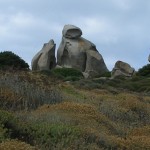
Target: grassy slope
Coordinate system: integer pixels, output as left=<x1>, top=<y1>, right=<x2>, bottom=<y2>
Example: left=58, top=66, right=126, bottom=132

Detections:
left=0, top=71, right=150, bottom=150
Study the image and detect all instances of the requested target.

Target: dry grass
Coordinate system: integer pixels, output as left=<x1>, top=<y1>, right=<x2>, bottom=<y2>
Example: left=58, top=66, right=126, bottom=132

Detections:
left=1, top=71, right=150, bottom=149
left=0, top=139, right=38, bottom=150
left=0, top=71, right=62, bottom=110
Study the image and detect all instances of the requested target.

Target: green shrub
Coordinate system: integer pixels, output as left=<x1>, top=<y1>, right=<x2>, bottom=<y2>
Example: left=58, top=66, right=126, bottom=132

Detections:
left=0, top=110, right=34, bottom=144
left=131, top=76, right=145, bottom=81
left=73, top=79, right=103, bottom=90
left=137, top=64, right=150, bottom=77
left=0, top=110, right=21, bottom=141
left=0, top=125, right=8, bottom=142
left=51, top=68, right=83, bottom=81
left=0, top=110, right=81, bottom=149
left=0, top=51, right=29, bottom=70
left=38, top=70, right=53, bottom=76
left=0, top=110, right=18, bottom=132
left=64, top=76, right=82, bottom=81
left=30, top=123, right=81, bottom=149
left=99, top=71, right=111, bottom=77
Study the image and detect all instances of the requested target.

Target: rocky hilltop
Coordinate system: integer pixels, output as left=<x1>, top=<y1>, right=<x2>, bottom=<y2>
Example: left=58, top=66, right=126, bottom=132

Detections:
left=32, top=25, right=108, bottom=78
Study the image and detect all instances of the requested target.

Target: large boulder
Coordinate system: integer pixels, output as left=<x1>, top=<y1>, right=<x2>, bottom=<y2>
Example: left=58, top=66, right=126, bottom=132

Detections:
left=57, top=25, right=108, bottom=78
left=111, top=61, right=135, bottom=78
left=148, top=54, right=150, bottom=62
left=31, top=40, right=56, bottom=71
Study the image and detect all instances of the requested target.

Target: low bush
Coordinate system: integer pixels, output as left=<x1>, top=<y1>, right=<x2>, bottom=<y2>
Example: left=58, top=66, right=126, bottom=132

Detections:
left=51, top=68, right=83, bottom=81
left=0, top=51, right=29, bottom=70
left=0, top=110, right=81, bottom=149
left=31, top=123, right=81, bottom=149
left=0, top=125, right=8, bottom=142
left=0, top=110, right=33, bottom=143
left=99, top=71, right=111, bottom=77
left=73, top=79, right=103, bottom=90
left=137, top=64, right=150, bottom=77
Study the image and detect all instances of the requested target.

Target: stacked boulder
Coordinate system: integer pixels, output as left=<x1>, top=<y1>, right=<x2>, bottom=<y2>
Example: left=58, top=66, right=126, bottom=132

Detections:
left=111, top=61, right=135, bottom=79
left=31, top=24, right=108, bottom=78
left=31, top=40, right=56, bottom=71
left=57, top=25, right=108, bottom=78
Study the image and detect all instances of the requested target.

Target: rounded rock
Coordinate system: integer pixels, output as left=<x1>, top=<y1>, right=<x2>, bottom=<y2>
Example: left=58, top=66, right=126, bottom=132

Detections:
left=62, top=25, right=82, bottom=39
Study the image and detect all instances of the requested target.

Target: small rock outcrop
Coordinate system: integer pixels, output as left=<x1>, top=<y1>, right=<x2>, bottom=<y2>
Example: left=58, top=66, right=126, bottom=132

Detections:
left=57, top=25, right=108, bottom=78
left=31, top=40, right=56, bottom=71
left=148, top=54, right=150, bottom=62
left=111, top=61, right=135, bottom=78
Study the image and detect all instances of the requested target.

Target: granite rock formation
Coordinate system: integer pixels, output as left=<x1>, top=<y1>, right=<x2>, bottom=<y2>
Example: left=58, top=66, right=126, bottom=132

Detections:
left=31, top=40, right=56, bottom=71
left=148, top=54, right=150, bottom=62
left=63, top=25, right=82, bottom=39
left=111, top=61, right=135, bottom=78
left=57, top=25, right=108, bottom=78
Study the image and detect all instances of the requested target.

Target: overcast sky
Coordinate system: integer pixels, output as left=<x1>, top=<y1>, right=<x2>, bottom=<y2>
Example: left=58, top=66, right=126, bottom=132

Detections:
left=0, top=0, right=150, bottom=70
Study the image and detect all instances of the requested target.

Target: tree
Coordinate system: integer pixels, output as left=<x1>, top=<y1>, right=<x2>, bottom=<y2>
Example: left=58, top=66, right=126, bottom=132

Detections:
left=137, top=64, right=150, bottom=77
left=0, top=51, right=29, bottom=70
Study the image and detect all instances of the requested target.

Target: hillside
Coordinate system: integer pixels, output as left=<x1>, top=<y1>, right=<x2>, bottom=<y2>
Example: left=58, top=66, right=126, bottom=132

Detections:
left=0, top=70, right=150, bottom=150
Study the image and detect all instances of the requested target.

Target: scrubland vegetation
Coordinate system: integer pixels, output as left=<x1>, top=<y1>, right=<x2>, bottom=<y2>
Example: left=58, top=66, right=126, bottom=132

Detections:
left=0, top=51, right=150, bottom=149
left=0, top=51, right=29, bottom=70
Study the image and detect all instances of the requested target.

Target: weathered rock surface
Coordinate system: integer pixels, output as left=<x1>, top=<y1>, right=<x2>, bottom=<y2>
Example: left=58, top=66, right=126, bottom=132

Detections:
left=63, top=25, right=82, bottom=39
left=148, top=54, right=150, bottom=62
left=57, top=25, right=108, bottom=78
left=111, top=61, right=135, bottom=78
left=31, top=40, right=56, bottom=71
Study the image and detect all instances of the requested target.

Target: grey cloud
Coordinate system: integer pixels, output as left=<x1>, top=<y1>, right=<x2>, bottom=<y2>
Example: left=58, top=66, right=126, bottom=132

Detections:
left=0, top=0, right=150, bottom=70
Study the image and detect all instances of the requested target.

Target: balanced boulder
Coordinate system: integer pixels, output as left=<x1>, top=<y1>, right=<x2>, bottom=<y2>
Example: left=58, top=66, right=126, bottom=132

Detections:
left=57, top=25, right=108, bottom=78
left=111, top=61, right=135, bottom=78
left=63, top=25, right=82, bottom=39
left=31, top=40, right=56, bottom=71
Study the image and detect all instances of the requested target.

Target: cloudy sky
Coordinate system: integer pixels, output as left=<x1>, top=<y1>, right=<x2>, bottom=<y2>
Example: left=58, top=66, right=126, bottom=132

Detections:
left=0, top=0, right=150, bottom=70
